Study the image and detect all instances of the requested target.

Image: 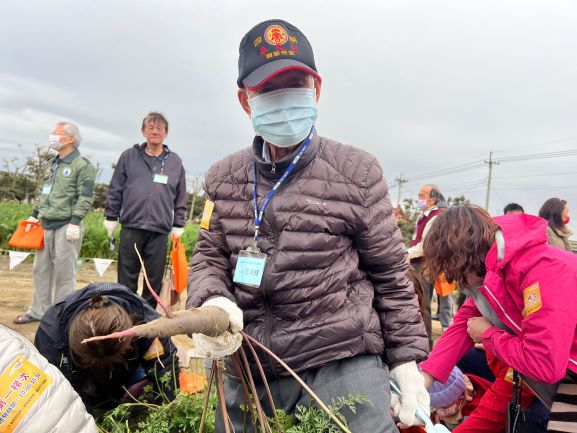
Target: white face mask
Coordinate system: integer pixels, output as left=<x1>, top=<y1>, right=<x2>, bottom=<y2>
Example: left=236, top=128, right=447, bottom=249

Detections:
left=248, top=88, right=318, bottom=147
left=49, top=134, right=64, bottom=150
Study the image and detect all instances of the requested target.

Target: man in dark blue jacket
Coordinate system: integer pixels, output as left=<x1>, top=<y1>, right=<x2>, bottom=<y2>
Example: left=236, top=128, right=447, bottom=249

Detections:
left=104, top=112, right=187, bottom=307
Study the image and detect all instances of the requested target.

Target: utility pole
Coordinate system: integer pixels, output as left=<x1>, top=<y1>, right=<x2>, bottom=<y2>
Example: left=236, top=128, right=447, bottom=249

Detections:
left=484, top=152, right=499, bottom=211
left=394, top=173, right=408, bottom=206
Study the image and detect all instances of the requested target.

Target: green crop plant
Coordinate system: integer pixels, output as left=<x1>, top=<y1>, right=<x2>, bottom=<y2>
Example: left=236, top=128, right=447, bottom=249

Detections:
left=0, top=203, right=200, bottom=260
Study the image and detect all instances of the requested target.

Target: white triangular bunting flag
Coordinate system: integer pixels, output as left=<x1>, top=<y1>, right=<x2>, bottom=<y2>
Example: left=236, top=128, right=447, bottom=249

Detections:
left=93, top=258, right=113, bottom=276
left=9, top=251, right=30, bottom=270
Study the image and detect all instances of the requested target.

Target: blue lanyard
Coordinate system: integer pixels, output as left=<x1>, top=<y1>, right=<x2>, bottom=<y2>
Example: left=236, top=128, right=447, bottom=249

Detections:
left=157, top=151, right=170, bottom=174
left=144, top=145, right=170, bottom=174
left=252, top=127, right=314, bottom=242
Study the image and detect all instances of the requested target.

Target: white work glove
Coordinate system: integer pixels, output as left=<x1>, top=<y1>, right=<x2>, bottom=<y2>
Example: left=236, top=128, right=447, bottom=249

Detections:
left=171, top=226, right=184, bottom=239
left=65, top=223, right=81, bottom=242
left=103, top=220, right=118, bottom=238
left=25, top=216, right=39, bottom=232
left=390, top=360, right=430, bottom=426
left=194, top=297, right=243, bottom=358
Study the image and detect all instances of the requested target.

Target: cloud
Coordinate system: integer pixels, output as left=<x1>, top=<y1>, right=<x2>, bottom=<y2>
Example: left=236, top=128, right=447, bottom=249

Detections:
left=0, top=73, right=76, bottom=107
left=0, top=0, right=576, bottom=222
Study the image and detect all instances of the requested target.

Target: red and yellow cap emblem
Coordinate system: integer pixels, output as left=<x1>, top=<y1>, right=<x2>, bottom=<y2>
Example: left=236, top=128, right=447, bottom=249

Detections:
left=264, top=25, right=288, bottom=46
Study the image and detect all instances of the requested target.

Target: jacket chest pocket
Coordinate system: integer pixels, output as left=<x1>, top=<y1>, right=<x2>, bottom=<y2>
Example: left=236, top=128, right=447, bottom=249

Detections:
left=59, top=169, right=78, bottom=194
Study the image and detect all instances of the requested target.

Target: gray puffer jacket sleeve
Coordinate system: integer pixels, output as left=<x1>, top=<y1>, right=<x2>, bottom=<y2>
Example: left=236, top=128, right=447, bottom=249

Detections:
left=354, top=159, right=429, bottom=366
left=0, top=325, right=97, bottom=433
left=186, top=168, right=236, bottom=308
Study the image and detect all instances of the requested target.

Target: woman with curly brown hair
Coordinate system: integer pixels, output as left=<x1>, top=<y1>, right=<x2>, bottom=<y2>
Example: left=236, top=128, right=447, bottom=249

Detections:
left=539, top=198, right=573, bottom=252
left=418, top=205, right=577, bottom=432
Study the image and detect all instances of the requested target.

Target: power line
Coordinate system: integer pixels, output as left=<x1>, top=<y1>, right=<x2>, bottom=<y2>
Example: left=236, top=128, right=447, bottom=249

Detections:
left=405, top=160, right=485, bottom=182
left=493, top=170, right=577, bottom=180
left=462, top=179, right=489, bottom=195
left=490, top=185, right=577, bottom=190
left=492, top=136, right=577, bottom=155
left=403, top=148, right=577, bottom=184
left=390, top=145, right=577, bottom=203
left=496, top=149, right=577, bottom=163
left=441, top=179, right=489, bottom=196
left=441, top=179, right=487, bottom=191
left=485, top=149, right=576, bottom=209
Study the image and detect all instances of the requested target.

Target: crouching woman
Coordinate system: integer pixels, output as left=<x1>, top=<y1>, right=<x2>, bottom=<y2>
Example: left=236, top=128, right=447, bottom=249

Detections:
left=419, top=205, right=577, bottom=432
left=35, top=282, right=179, bottom=416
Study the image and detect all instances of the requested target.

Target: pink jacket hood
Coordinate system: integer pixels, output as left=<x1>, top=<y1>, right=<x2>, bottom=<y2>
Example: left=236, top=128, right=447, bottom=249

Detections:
left=487, top=213, right=548, bottom=274
left=422, top=213, right=577, bottom=385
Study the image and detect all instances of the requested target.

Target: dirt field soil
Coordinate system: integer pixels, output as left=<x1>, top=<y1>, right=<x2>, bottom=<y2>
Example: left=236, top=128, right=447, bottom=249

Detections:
left=0, top=254, right=119, bottom=342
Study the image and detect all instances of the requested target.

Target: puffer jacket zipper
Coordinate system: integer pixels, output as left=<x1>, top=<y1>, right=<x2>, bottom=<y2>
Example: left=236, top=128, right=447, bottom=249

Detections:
left=261, top=234, right=280, bottom=379
left=139, top=150, right=156, bottom=227
left=254, top=172, right=279, bottom=379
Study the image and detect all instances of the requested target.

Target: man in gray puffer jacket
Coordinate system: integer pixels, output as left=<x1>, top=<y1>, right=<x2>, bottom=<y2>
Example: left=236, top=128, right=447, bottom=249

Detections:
left=187, top=19, right=429, bottom=432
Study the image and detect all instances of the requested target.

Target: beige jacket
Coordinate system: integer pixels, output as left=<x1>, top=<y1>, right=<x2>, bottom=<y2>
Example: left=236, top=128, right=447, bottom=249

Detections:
left=546, top=226, right=573, bottom=252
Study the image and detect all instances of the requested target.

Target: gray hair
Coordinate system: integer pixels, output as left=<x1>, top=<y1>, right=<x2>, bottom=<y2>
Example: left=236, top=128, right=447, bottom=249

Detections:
left=56, top=121, right=81, bottom=147
left=141, top=112, right=169, bottom=133
left=427, top=184, right=447, bottom=208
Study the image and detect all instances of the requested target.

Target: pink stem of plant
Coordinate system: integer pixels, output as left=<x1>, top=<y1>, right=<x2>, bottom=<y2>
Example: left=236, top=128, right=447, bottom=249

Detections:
left=199, top=360, right=217, bottom=433
left=216, top=363, right=232, bottom=433
left=134, top=243, right=173, bottom=318
left=237, top=347, right=270, bottom=432
left=242, top=338, right=282, bottom=431
left=81, top=329, right=135, bottom=343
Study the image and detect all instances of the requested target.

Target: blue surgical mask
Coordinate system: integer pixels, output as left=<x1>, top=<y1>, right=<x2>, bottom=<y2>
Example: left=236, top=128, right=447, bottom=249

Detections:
left=417, top=199, right=428, bottom=210
left=248, top=88, right=318, bottom=148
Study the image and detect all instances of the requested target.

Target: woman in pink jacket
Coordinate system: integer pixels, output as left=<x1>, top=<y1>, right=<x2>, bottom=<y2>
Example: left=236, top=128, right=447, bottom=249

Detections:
left=419, top=205, right=577, bottom=432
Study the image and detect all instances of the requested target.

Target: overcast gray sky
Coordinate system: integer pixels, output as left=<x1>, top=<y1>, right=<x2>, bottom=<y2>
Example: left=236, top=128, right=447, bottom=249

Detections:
left=1, top=0, right=576, bottom=229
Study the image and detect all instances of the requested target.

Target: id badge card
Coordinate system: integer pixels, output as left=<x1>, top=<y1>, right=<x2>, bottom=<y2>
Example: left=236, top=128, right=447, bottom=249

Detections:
left=153, top=174, right=169, bottom=184
left=233, top=248, right=267, bottom=288
left=41, top=184, right=52, bottom=195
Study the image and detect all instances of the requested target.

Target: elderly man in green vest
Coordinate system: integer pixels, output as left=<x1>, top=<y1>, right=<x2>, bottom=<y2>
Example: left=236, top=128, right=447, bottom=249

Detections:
left=14, top=121, right=96, bottom=324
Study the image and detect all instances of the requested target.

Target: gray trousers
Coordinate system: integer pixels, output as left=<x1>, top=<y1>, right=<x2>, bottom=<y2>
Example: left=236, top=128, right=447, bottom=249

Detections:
left=437, top=293, right=454, bottom=331
left=28, top=223, right=82, bottom=319
left=215, top=354, right=397, bottom=433
left=412, top=260, right=453, bottom=348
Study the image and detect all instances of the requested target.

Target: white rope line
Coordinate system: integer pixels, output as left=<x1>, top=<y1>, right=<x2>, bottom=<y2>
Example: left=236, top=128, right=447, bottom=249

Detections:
left=0, top=248, right=117, bottom=262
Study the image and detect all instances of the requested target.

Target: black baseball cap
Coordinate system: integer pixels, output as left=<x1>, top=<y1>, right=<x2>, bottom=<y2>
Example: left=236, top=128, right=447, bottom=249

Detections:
left=237, top=19, right=321, bottom=90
